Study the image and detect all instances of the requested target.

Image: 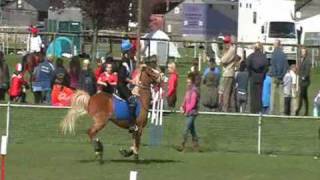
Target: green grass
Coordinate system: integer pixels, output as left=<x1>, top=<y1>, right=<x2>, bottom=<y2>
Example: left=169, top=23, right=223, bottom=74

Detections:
left=0, top=107, right=320, bottom=179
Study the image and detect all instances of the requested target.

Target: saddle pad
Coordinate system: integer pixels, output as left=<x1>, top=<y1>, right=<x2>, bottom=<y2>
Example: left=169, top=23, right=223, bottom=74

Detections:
left=113, top=96, right=141, bottom=121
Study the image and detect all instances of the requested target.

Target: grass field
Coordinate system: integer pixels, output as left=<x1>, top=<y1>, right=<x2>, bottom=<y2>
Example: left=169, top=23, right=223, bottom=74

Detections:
left=1, top=52, right=320, bottom=179
left=0, top=107, right=320, bottom=180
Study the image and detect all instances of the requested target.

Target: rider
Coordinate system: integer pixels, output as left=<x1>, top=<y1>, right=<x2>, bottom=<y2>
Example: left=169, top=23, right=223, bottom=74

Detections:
left=117, top=39, right=138, bottom=133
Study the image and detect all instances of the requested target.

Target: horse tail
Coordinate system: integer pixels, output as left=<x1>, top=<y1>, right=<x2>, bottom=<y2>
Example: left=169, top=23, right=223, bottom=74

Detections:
left=61, top=90, right=90, bottom=134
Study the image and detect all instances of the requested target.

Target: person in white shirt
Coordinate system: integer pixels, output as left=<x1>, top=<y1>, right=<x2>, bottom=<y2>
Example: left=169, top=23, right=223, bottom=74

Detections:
left=27, top=28, right=43, bottom=53
left=289, top=65, right=298, bottom=116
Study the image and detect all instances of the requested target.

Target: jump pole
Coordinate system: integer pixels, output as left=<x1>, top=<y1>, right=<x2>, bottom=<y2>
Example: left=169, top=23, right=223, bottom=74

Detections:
left=129, top=171, right=138, bottom=180
left=1, top=101, right=10, bottom=180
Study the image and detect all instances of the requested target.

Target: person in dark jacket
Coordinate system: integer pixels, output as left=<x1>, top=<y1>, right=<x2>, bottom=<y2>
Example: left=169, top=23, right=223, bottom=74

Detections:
left=247, top=42, right=269, bottom=114
left=270, top=40, right=289, bottom=115
left=79, top=59, right=96, bottom=96
left=295, top=47, right=312, bottom=116
left=0, top=51, right=9, bottom=101
left=53, top=58, right=70, bottom=87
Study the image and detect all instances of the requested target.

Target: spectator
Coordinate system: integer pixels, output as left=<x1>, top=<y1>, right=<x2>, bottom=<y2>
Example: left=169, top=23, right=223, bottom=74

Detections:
left=270, top=40, right=289, bottom=115
left=27, top=27, right=43, bottom=53
left=0, top=52, right=9, bottom=101
left=38, top=55, right=55, bottom=104
left=9, top=63, right=28, bottom=102
left=283, top=67, right=293, bottom=116
left=95, top=58, right=104, bottom=80
left=179, top=73, right=200, bottom=152
left=53, top=58, right=70, bottom=87
left=314, top=91, right=320, bottom=117
left=189, top=59, right=202, bottom=88
left=51, top=74, right=74, bottom=107
left=69, top=57, right=81, bottom=89
left=247, top=42, right=269, bottom=114
left=201, top=59, right=220, bottom=110
left=79, top=59, right=97, bottom=96
left=167, top=62, right=179, bottom=110
left=220, top=35, right=239, bottom=112
left=262, top=72, right=272, bottom=114
left=296, top=47, right=312, bottom=116
left=97, top=63, right=118, bottom=94
left=32, top=62, right=43, bottom=104
left=290, top=65, right=298, bottom=116
left=235, top=61, right=249, bottom=113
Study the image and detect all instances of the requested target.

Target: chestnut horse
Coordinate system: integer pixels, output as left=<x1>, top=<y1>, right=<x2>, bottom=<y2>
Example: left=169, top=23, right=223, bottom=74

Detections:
left=61, top=65, right=162, bottom=160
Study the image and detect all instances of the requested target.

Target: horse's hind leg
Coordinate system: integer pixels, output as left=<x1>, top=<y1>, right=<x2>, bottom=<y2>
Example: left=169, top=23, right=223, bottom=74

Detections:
left=87, top=112, right=109, bottom=142
left=88, top=113, right=109, bottom=163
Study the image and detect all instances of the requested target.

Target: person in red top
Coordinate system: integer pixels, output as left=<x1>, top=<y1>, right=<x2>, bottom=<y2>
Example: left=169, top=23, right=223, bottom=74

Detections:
left=167, top=62, right=179, bottom=110
left=9, top=63, right=28, bottom=102
left=97, top=63, right=118, bottom=94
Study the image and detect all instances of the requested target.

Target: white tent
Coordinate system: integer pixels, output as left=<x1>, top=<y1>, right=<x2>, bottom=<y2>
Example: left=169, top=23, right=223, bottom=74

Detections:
left=141, top=30, right=181, bottom=61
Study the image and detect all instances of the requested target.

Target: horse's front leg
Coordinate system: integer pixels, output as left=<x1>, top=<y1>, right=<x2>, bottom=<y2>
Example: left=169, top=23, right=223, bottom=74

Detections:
left=131, top=129, right=143, bottom=161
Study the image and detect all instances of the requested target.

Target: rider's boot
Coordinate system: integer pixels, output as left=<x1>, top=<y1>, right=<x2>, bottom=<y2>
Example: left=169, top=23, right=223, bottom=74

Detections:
left=128, top=95, right=138, bottom=133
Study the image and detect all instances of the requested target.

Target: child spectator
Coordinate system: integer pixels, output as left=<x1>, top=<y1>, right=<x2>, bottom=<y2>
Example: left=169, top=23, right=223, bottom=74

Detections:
left=201, top=59, right=220, bottom=110
left=283, top=68, right=293, bottom=115
left=9, top=63, right=28, bottom=102
left=262, top=72, right=272, bottom=114
left=51, top=74, right=74, bottom=107
left=69, top=57, right=81, bottom=89
left=314, top=91, right=320, bottom=117
left=290, top=65, right=298, bottom=115
left=167, top=62, right=179, bottom=110
left=97, top=63, right=118, bottom=94
left=53, top=58, right=70, bottom=87
left=235, top=61, right=249, bottom=113
left=179, top=73, right=200, bottom=152
left=95, top=58, right=104, bottom=80
left=79, top=59, right=96, bottom=96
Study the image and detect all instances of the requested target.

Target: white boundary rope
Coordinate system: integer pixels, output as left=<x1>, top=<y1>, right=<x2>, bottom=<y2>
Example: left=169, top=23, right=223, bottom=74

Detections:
left=0, top=103, right=319, bottom=120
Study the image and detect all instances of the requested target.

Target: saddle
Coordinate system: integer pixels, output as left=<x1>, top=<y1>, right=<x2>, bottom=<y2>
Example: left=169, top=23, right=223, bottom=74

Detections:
left=112, top=94, right=141, bottom=121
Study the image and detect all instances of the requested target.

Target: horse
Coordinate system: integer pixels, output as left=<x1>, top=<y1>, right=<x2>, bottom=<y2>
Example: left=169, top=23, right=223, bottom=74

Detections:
left=60, top=65, right=162, bottom=161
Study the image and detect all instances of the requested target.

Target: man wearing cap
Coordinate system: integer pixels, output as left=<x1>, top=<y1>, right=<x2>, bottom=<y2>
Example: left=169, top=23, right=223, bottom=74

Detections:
left=220, top=35, right=239, bottom=112
left=27, top=27, right=43, bottom=53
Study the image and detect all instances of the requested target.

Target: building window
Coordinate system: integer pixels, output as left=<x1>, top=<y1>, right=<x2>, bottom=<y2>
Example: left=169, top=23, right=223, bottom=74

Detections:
left=253, top=12, right=257, bottom=24
left=249, top=4, right=252, bottom=8
left=231, top=5, right=235, bottom=10
left=246, top=3, right=248, bottom=8
left=240, top=3, right=242, bottom=8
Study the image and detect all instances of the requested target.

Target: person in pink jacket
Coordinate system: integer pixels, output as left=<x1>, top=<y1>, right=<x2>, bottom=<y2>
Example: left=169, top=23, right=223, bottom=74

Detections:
left=179, top=73, right=200, bottom=152
left=167, top=62, right=178, bottom=110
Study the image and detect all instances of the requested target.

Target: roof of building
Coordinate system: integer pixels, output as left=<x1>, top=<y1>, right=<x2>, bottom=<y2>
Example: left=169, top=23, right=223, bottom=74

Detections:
left=26, top=0, right=50, bottom=11
left=296, top=0, right=320, bottom=20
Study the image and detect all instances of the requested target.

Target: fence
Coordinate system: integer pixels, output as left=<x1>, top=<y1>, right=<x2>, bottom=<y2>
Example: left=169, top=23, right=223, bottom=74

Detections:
left=0, top=30, right=320, bottom=67
left=0, top=103, right=319, bottom=157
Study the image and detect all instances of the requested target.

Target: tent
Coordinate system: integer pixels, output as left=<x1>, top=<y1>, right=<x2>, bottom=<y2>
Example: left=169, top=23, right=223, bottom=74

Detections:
left=141, top=30, right=181, bottom=65
left=46, top=36, right=74, bottom=58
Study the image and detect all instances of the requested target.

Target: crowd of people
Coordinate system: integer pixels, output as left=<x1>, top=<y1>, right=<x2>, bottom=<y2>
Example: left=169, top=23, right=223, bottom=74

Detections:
left=174, top=36, right=319, bottom=117
left=0, top=32, right=319, bottom=119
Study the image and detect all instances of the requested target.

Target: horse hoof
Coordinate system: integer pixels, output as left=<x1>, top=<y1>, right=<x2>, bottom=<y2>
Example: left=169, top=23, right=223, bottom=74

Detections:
left=119, top=149, right=134, bottom=157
